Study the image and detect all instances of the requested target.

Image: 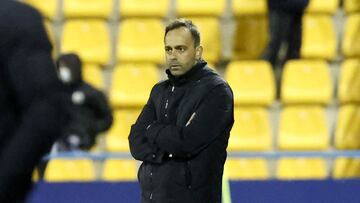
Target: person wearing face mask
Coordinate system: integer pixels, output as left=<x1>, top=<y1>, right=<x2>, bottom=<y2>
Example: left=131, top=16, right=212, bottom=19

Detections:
left=0, top=1, right=71, bottom=202
left=54, top=53, right=113, bottom=151
left=128, top=19, right=234, bottom=203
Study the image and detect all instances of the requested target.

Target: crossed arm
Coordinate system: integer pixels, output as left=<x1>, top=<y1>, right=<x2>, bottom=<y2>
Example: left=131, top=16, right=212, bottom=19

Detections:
left=128, top=84, right=233, bottom=163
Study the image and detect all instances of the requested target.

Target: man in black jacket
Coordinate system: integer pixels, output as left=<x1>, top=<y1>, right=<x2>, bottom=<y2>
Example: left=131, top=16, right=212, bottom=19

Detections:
left=0, top=0, right=70, bottom=202
left=54, top=53, right=113, bottom=151
left=262, top=0, right=310, bottom=68
left=129, top=19, right=234, bottom=203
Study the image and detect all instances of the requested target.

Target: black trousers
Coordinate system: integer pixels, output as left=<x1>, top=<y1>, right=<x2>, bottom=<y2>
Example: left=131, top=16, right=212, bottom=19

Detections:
left=262, top=10, right=303, bottom=68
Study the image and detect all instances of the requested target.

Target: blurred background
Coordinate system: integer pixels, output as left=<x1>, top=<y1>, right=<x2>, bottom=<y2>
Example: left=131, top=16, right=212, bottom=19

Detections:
left=19, top=0, right=360, bottom=202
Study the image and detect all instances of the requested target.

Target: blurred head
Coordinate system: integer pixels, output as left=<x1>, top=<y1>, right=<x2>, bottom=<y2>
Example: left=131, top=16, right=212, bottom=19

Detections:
left=56, top=53, right=82, bottom=85
left=164, top=19, right=203, bottom=77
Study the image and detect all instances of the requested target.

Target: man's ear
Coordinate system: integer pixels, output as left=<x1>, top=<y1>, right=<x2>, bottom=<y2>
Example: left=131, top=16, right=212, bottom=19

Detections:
left=195, top=46, right=203, bottom=60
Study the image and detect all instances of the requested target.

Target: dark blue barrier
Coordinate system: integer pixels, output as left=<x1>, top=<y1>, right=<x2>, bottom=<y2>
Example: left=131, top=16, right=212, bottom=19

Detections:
left=230, top=180, right=360, bottom=203
left=27, top=180, right=360, bottom=203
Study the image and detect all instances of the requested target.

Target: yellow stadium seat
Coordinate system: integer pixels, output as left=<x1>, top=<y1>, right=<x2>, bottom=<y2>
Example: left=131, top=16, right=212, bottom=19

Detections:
left=333, top=158, right=360, bottom=179
left=306, top=0, right=339, bottom=14
left=344, top=0, right=360, bottom=13
left=338, top=60, right=360, bottom=103
left=228, top=107, right=272, bottom=151
left=278, top=106, right=329, bottom=150
left=232, top=16, right=269, bottom=60
left=44, top=159, right=96, bottom=182
left=23, top=0, right=57, bottom=20
left=232, top=0, right=267, bottom=16
left=63, top=0, right=113, bottom=19
left=61, top=20, right=110, bottom=65
left=334, top=105, right=360, bottom=149
left=117, top=19, right=164, bottom=64
left=102, top=159, right=138, bottom=181
left=301, top=15, right=337, bottom=60
left=276, top=158, right=327, bottom=179
left=225, top=60, right=275, bottom=106
left=225, top=158, right=269, bottom=180
left=119, top=0, right=169, bottom=18
left=110, top=64, right=158, bottom=107
left=82, top=64, right=104, bottom=90
left=190, top=18, right=221, bottom=63
left=281, top=60, right=333, bottom=105
left=105, top=109, right=141, bottom=152
left=342, top=14, right=360, bottom=58
left=176, top=0, right=225, bottom=17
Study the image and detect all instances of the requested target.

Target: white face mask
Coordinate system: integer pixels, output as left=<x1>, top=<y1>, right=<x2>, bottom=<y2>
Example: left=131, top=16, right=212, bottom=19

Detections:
left=58, top=66, right=72, bottom=83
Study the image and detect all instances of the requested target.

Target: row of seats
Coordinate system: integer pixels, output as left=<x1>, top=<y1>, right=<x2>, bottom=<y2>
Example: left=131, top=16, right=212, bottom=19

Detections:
left=43, top=14, right=360, bottom=65
left=93, top=60, right=359, bottom=107
left=38, top=157, right=360, bottom=182
left=24, top=0, right=354, bottom=20
left=105, top=104, right=360, bottom=152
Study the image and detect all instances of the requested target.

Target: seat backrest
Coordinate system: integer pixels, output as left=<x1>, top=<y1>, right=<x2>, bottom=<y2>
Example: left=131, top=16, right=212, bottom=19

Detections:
left=305, top=0, right=339, bottom=14
left=225, top=158, right=269, bottom=180
left=232, top=0, right=267, bottom=16
left=61, top=20, right=111, bottom=65
left=342, top=14, right=360, bottom=58
left=281, top=60, right=333, bottom=105
left=110, top=64, right=159, bottom=107
left=232, top=16, right=269, bottom=60
left=176, top=0, right=226, bottom=17
left=278, top=106, right=329, bottom=150
left=119, top=0, right=169, bottom=18
left=102, top=159, right=138, bottom=181
left=117, top=19, right=164, bottom=63
left=63, top=0, right=113, bottom=19
left=23, top=0, right=58, bottom=20
left=225, top=60, right=275, bottom=106
left=188, top=17, right=221, bottom=63
left=334, top=105, right=360, bottom=149
left=44, top=158, right=96, bottom=182
left=301, top=15, right=337, bottom=60
left=276, top=158, right=327, bottom=179
left=228, top=107, right=272, bottom=151
left=338, top=59, right=360, bottom=103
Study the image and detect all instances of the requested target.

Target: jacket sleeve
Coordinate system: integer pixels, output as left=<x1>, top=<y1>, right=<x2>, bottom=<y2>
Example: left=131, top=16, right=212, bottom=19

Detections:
left=87, top=88, right=113, bottom=133
left=128, top=86, right=166, bottom=163
left=146, top=84, right=234, bottom=158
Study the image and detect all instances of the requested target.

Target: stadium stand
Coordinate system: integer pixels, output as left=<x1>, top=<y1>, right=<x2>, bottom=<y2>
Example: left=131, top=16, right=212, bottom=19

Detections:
left=28, top=0, right=360, bottom=186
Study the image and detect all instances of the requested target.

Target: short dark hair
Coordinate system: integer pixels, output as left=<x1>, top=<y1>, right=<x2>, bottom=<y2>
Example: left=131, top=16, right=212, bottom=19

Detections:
left=164, top=19, right=201, bottom=47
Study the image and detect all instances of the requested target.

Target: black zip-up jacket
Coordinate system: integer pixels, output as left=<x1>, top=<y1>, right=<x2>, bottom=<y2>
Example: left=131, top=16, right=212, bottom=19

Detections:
left=129, top=60, right=234, bottom=203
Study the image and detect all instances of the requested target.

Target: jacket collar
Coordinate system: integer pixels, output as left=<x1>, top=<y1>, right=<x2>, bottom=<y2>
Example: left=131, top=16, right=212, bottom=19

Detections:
left=166, top=60, right=208, bottom=86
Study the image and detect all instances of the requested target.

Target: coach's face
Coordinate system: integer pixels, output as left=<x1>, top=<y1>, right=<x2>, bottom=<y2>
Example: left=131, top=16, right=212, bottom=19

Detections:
left=165, top=27, right=202, bottom=76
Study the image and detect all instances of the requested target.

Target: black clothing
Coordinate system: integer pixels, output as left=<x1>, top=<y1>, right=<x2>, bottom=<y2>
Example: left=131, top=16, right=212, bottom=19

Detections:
left=129, top=61, right=234, bottom=203
left=262, top=0, right=309, bottom=68
left=55, top=54, right=113, bottom=151
left=0, top=1, right=70, bottom=202
left=58, top=83, right=113, bottom=150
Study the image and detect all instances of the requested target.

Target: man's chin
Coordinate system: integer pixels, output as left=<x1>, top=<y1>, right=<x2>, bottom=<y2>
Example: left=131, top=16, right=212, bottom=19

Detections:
left=169, top=67, right=184, bottom=76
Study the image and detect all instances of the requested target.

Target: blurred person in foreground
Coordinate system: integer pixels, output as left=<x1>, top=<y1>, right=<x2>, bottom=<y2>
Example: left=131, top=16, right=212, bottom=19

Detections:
left=53, top=53, right=113, bottom=152
left=129, top=19, right=234, bottom=203
left=262, top=0, right=309, bottom=69
left=0, top=0, right=70, bottom=202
